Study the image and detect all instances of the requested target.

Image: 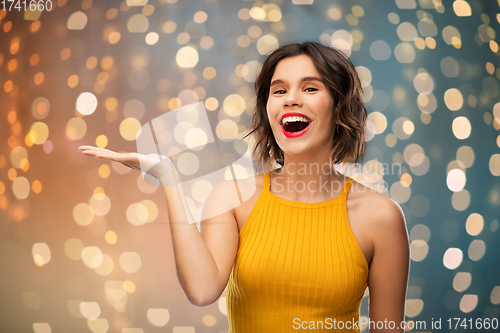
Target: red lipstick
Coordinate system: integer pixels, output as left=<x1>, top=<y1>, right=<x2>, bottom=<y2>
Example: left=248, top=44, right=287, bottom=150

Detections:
left=280, top=112, right=311, bottom=124
left=280, top=112, right=311, bottom=138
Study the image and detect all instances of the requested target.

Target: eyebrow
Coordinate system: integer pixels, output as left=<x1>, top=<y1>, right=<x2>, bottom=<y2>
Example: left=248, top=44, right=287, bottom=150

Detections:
left=270, top=76, right=323, bottom=87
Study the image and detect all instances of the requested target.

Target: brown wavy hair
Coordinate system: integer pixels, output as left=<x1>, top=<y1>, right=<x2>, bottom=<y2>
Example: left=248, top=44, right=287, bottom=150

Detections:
left=243, top=42, right=367, bottom=173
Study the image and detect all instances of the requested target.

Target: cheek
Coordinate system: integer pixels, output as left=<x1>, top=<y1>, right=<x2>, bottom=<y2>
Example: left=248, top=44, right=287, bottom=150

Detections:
left=266, top=99, right=278, bottom=122
left=265, top=102, right=271, bottom=123
left=317, top=104, right=334, bottom=134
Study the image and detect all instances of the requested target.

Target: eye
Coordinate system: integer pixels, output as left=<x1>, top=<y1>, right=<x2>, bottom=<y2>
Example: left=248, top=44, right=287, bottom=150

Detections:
left=273, top=89, right=286, bottom=95
left=304, top=87, right=318, bottom=92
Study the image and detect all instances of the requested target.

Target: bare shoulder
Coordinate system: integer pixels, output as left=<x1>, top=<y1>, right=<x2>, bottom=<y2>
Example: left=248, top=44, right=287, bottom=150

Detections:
left=348, top=178, right=407, bottom=236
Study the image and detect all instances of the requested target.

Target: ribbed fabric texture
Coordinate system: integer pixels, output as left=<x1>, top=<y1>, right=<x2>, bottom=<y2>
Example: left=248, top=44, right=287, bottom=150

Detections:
left=226, top=171, right=369, bottom=332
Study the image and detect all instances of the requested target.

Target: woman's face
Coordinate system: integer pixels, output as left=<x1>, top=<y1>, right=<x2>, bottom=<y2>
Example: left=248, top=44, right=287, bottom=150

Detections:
left=266, top=54, right=335, bottom=160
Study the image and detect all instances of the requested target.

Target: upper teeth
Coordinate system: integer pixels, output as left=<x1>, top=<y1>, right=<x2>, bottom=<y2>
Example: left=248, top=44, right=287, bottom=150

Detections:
left=282, top=116, right=309, bottom=125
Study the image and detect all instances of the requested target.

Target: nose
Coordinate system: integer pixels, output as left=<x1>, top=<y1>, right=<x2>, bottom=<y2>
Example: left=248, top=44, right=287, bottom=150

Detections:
left=284, top=89, right=302, bottom=107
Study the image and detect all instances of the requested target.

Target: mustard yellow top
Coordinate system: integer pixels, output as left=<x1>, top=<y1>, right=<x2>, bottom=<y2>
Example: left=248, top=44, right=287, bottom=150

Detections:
left=226, top=171, right=369, bottom=332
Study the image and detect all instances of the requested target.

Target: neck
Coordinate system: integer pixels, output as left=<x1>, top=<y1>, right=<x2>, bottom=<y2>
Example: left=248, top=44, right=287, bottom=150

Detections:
left=271, top=152, right=345, bottom=201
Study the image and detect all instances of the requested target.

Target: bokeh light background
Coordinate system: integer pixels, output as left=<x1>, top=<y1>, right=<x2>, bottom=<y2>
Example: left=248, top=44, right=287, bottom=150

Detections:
left=1, top=0, right=500, bottom=332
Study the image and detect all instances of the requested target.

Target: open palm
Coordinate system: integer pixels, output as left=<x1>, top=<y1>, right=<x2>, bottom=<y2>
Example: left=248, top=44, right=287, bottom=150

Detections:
left=78, top=145, right=177, bottom=185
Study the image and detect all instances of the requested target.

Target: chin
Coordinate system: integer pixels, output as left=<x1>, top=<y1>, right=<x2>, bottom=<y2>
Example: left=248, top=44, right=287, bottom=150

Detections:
left=280, top=144, right=311, bottom=156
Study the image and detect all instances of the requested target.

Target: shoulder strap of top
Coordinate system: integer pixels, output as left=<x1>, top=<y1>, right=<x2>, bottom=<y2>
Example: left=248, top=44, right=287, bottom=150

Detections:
left=263, top=170, right=271, bottom=193
left=341, top=176, right=353, bottom=199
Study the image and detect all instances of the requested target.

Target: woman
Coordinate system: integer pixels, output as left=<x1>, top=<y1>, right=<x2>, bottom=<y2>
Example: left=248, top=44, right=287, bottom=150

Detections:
left=79, top=42, right=410, bottom=332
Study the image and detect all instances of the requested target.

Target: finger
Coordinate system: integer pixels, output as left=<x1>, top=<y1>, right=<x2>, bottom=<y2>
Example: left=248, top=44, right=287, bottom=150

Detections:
left=94, top=153, right=120, bottom=160
left=79, top=146, right=100, bottom=153
left=97, top=148, right=117, bottom=154
left=78, top=145, right=97, bottom=150
left=80, top=150, right=98, bottom=157
left=80, top=149, right=107, bottom=157
left=96, top=154, right=134, bottom=165
left=79, top=145, right=116, bottom=153
left=80, top=149, right=136, bottom=166
left=80, top=147, right=112, bottom=156
left=81, top=148, right=118, bottom=157
left=85, top=148, right=116, bottom=154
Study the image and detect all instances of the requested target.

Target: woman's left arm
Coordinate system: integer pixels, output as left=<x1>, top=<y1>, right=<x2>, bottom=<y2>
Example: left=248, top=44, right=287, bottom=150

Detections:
left=367, top=197, right=410, bottom=332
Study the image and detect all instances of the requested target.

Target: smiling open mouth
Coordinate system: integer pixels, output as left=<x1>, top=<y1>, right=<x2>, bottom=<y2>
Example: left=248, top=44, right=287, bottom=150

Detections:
left=281, top=116, right=311, bottom=133
left=280, top=116, right=311, bottom=138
